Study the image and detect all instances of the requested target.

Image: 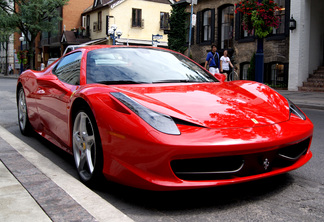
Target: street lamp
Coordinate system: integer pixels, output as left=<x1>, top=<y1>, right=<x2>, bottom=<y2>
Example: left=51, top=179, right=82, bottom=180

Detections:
left=19, top=36, right=24, bottom=74
left=108, top=24, right=122, bottom=45
left=289, top=15, right=297, bottom=30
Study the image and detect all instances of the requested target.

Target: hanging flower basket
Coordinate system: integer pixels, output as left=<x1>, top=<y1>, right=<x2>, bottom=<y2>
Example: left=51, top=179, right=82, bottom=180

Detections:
left=235, top=0, right=281, bottom=38
left=17, top=50, right=28, bottom=65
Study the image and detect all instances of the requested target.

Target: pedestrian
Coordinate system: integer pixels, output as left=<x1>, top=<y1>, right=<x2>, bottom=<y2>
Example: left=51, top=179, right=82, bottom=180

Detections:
left=204, top=44, right=221, bottom=75
left=8, top=64, right=13, bottom=75
left=220, top=50, right=234, bottom=80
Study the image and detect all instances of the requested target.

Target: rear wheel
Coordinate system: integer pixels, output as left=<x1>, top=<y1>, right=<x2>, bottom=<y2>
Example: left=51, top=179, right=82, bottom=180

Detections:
left=17, top=88, right=33, bottom=135
left=72, top=108, right=103, bottom=186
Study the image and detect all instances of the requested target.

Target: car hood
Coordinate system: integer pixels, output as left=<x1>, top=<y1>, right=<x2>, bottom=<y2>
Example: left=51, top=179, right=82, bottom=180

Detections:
left=111, top=81, right=290, bottom=128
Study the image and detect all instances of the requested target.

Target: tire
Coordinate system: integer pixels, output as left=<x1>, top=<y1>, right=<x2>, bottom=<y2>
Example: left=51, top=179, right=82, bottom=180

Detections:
left=72, top=107, right=103, bottom=186
left=17, top=88, right=33, bottom=136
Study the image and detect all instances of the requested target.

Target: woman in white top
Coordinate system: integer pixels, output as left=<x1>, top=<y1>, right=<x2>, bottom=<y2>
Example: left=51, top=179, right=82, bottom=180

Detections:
left=220, top=50, right=234, bottom=81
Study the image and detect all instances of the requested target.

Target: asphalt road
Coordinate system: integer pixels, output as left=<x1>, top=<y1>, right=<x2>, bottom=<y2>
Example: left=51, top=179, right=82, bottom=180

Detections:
left=1, top=78, right=324, bottom=221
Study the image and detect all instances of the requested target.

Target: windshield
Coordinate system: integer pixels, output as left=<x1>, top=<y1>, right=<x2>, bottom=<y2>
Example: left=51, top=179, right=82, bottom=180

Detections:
left=86, top=48, right=217, bottom=84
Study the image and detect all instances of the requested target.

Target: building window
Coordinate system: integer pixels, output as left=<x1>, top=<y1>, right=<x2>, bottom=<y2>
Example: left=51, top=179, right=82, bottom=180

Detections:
left=94, top=0, right=102, bottom=7
left=220, top=5, right=234, bottom=49
left=98, top=11, right=102, bottom=31
left=272, top=0, right=285, bottom=35
left=160, top=12, right=169, bottom=30
left=270, top=63, right=286, bottom=87
left=240, top=12, right=254, bottom=38
left=203, top=10, right=212, bottom=41
left=132, top=8, right=142, bottom=27
left=86, top=15, right=90, bottom=36
left=196, top=9, right=214, bottom=44
left=234, top=10, right=254, bottom=41
left=235, top=0, right=289, bottom=41
left=242, top=63, right=249, bottom=80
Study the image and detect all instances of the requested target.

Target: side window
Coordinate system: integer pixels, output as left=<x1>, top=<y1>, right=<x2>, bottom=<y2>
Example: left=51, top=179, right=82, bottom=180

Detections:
left=53, top=52, right=82, bottom=85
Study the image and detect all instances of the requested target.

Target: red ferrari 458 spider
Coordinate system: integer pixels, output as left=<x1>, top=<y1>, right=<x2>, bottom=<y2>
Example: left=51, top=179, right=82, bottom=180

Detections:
left=16, top=45, right=313, bottom=191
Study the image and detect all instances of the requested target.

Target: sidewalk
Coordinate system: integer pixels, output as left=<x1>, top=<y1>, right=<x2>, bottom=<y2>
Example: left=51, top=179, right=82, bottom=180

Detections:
left=277, top=90, right=324, bottom=110
left=0, top=125, right=133, bottom=222
left=0, top=73, right=20, bottom=79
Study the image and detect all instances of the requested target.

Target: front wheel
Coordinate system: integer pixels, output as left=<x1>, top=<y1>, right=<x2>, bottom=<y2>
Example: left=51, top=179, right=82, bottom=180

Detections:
left=17, top=88, right=33, bottom=136
left=72, top=108, right=103, bottom=186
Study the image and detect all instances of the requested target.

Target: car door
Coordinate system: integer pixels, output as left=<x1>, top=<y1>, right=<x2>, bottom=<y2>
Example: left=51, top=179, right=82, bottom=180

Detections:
left=35, top=52, right=82, bottom=149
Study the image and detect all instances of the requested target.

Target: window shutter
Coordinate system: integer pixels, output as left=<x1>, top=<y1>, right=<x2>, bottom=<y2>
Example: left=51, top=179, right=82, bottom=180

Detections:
left=235, top=11, right=241, bottom=40
left=196, top=11, right=201, bottom=44
left=211, top=8, right=215, bottom=43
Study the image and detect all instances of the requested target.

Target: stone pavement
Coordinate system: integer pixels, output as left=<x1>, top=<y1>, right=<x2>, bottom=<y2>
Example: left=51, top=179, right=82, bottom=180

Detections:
left=1, top=73, right=324, bottom=221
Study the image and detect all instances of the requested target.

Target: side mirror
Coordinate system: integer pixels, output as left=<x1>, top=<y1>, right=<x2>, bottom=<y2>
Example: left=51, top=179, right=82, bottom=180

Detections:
left=214, top=73, right=226, bottom=82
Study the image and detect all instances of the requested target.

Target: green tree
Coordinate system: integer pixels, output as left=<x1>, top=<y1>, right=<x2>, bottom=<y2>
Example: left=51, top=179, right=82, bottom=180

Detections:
left=0, top=0, right=68, bottom=69
left=0, top=8, right=16, bottom=75
left=168, top=3, right=188, bottom=54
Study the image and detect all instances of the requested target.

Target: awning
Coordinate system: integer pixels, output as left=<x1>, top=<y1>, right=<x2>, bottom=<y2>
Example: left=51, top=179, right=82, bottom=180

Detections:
left=61, top=31, right=108, bottom=45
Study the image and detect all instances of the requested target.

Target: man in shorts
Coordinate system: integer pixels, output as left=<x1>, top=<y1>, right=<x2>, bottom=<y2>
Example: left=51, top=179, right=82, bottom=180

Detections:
left=204, top=44, right=221, bottom=75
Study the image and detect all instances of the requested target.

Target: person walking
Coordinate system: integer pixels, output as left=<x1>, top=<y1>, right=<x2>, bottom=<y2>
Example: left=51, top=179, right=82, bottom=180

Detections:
left=8, top=64, right=13, bottom=75
left=204, top=44, right=221, bottom=75
left=220, top=50, right=234, bottom=81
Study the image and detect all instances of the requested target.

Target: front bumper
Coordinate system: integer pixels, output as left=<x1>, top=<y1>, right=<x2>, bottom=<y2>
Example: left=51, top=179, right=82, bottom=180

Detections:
left=100, top=115, right=313, bottom=191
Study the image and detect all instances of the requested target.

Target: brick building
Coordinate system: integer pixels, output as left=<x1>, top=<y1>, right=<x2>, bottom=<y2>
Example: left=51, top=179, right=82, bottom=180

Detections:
left=185, top=0, right=290, bottom=88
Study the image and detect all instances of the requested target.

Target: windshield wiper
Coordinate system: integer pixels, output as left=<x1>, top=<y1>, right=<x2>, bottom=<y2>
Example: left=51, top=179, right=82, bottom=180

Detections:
left=96, top=80, right=149, bottom=85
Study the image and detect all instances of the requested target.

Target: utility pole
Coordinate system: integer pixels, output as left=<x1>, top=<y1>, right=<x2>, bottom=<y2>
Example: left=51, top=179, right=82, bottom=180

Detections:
left=255, top=0, right=264, bottom=83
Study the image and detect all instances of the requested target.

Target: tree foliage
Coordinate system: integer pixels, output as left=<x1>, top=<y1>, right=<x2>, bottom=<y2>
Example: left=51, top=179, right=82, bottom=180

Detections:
left=0, top=0, right=68, bottom=69
left=0, top=8, right=16, bottom=75
left=168, top=3, right=188, bottom=54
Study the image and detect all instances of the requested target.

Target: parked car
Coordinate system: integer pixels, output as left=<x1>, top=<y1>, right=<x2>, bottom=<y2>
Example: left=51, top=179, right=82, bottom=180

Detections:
left=16, top=45, right=313, bottom=191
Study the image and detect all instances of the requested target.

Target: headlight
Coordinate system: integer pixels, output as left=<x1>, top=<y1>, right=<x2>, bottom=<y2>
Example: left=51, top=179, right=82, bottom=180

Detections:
left=111, top=92, right=180, bottom=135
left=288, top=99, right=306, bottom=120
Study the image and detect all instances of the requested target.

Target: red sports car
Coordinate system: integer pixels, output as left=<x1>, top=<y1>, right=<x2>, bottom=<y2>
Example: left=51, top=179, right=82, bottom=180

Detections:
left=17, top=46, right=313, bottom=191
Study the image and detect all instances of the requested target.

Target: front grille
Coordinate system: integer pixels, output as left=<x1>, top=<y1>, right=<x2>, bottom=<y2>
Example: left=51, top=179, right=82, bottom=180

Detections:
left=171, top=156, right=244, bottom=180
left=171, top=137, right=311, bottom=181
left=278, top=138, right=310, bottom=160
